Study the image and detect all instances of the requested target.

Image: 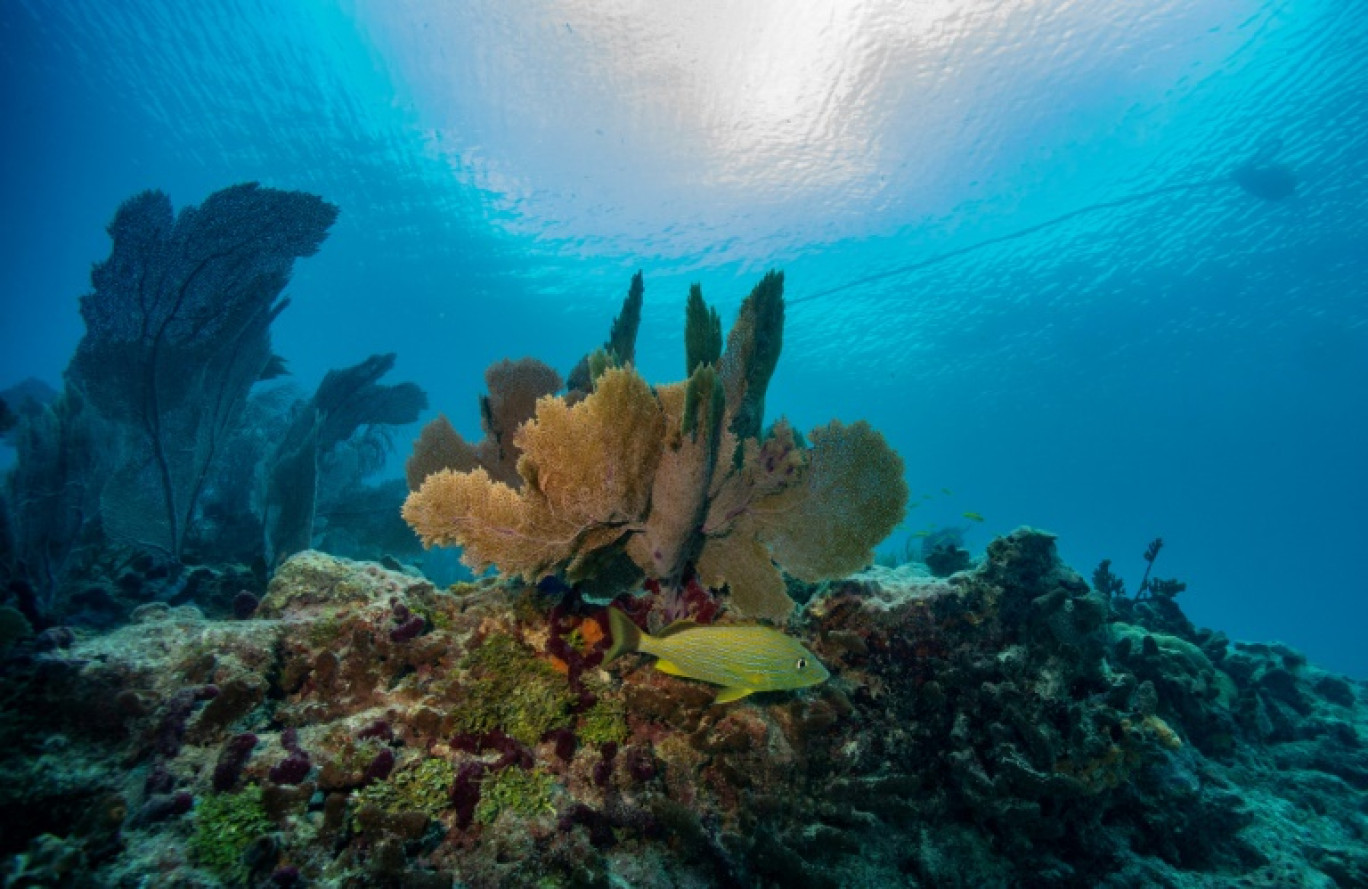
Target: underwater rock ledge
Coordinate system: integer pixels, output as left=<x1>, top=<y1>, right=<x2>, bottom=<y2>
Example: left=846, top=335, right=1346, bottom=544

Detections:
left=0, top=530, right=1364, bottom=888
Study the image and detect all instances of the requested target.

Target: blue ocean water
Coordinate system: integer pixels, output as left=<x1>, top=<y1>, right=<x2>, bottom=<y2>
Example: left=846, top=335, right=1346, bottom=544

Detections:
left=1, top=0, right=1364, bottom=675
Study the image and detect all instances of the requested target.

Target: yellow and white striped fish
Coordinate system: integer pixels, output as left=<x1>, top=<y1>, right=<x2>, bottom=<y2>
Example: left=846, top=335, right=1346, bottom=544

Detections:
left=605, top=607, right=829, bottom=704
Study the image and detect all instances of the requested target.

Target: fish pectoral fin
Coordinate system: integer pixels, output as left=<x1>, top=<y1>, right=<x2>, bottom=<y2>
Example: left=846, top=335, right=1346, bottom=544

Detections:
left=713, top=687, right=753, bottom=705
left=654, top=660, right=686, bottom=676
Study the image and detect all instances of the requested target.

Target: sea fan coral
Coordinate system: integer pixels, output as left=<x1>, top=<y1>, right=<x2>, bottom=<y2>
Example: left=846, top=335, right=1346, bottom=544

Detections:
left=404, top=367, right=665, bottom=580
left=403, top=272, right=907, bottom=621
left=404, top=357, right=563, bottom=492
left=69, top=183, right=338, bottom=559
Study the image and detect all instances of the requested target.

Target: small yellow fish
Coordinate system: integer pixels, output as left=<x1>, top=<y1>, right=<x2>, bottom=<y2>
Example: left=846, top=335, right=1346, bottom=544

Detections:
left=605, top=608, right=829, bottom=704
left=962, top=511, right=985, bottom=522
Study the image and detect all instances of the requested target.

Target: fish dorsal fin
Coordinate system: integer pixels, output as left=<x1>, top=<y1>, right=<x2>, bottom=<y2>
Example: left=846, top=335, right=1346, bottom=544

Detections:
left=657, top=620, right=700, bottom=638
left=713, top=687, right=753, bottom=705
left=654, top=659, right=686, bottom=676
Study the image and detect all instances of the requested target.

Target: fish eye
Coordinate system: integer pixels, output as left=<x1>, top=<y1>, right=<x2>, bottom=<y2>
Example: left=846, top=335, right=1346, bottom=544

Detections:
left=795, top=657, right=808, bottom=670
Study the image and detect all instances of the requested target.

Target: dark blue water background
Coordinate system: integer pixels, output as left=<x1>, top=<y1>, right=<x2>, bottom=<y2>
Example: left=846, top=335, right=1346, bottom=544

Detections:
left=2, top=1, right=1365, bottom=674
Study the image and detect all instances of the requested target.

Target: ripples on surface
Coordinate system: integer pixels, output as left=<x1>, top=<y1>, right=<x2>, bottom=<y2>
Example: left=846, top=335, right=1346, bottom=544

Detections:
left=15, top=0, right=1364, bottom=347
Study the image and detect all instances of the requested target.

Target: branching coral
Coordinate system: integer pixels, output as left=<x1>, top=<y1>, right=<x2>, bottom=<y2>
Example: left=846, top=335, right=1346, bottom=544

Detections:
left=404, top=272, right=907, bottom=622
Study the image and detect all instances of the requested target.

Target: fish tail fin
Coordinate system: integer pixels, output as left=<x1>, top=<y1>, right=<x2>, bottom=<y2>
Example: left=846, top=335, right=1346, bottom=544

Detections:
left=604, top=607, right=642, bottom=664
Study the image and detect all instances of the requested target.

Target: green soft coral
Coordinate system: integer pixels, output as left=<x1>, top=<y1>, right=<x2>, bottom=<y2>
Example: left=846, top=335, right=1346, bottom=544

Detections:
left=719, top=269, right=785, bottom=442
left=684, top=282, right=723, bottom=375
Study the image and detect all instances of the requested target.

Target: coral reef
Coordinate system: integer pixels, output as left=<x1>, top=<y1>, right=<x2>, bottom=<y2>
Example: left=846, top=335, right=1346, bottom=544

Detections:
left=2, top=181, right=1359, bottom=888
left=404, top=272, right=909, bottom=622
left=0, top=190, right=1358, bottom=886
left=0, top=535, right=1362, bottom=887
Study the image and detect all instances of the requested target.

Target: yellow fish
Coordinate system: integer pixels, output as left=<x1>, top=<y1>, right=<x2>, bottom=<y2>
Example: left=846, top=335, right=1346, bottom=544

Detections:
left=605, top=608, right=829, bottom=704
left=962, top=511, right=985, bottom=522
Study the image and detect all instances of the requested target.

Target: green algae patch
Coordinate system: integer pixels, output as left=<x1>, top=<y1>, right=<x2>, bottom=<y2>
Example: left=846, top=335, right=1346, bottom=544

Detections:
left=304, top=615, right=343, bottom=648
left=450, top=633, right=575, bottom=746
left=355, top=756, right=457, bottom=818
left=189, top=785, right=273, bottom=884
left=476, top=766, right=558, bottom=824
left=578, top=695, right=628, bottom=746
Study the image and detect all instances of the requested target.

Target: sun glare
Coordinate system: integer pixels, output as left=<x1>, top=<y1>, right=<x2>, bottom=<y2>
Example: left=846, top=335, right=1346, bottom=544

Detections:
left=351, top=0, right=1116, bottom=255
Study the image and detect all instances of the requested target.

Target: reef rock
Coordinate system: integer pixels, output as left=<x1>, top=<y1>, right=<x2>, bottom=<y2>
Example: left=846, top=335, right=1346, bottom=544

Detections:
left=0, top=534, right=1364, bottom=888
